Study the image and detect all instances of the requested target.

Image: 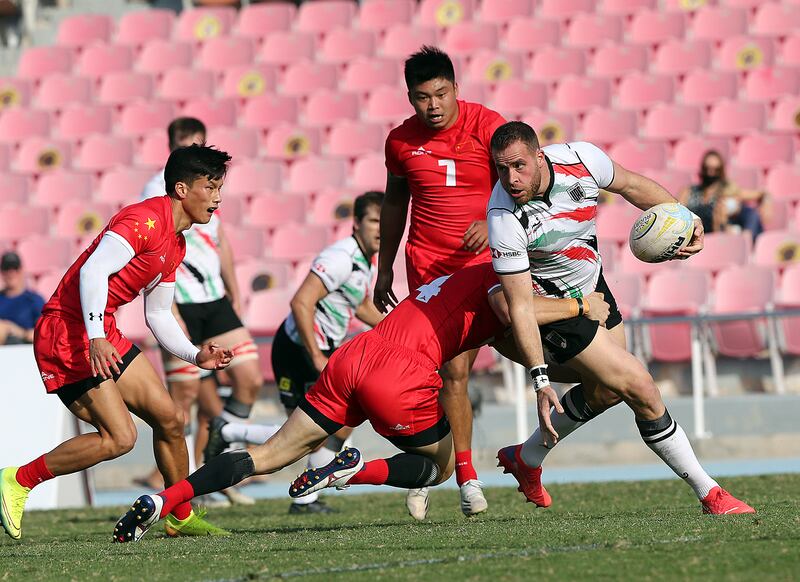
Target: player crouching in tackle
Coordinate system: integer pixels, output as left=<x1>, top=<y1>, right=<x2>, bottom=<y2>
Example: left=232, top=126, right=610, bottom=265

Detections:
left=0, top=145, right=234, bottom=541
left=114, top=263, right=610, bottom=540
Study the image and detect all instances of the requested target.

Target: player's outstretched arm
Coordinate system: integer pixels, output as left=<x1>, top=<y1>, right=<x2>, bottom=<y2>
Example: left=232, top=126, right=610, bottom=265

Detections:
left=374, top=172, right=410, bottom=313
left=489, top=290, right=610, bottom=328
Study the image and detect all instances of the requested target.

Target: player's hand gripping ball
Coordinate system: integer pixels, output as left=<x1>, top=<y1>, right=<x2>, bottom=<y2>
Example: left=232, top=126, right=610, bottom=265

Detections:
left=629, top=203, right=695, bottom=263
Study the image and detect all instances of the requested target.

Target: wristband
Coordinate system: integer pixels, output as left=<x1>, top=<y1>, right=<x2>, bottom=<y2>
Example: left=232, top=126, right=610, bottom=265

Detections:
left=576, top=297, right=584, bottom=317
left=528, top=364, right=550, bottom=392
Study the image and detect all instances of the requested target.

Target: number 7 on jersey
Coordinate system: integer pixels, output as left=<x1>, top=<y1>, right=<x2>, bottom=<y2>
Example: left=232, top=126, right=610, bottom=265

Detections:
left=438, top=159, right=456, bottom=187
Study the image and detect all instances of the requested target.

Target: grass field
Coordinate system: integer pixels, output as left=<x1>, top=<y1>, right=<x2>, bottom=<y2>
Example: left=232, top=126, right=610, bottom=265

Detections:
left=1, top=474, right=798, bottom=581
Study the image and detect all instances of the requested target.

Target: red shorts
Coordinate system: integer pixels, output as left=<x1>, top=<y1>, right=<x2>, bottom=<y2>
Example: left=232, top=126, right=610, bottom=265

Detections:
left=301, top=331, right=449, bottom=447
left=405, top=244, right=491, bottom=292
left=34, top=313, right=134, bottom=396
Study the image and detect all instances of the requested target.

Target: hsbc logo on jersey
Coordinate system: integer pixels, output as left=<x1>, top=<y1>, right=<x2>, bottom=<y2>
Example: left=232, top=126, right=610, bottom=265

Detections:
left=491, top=247, right=523, bottom=259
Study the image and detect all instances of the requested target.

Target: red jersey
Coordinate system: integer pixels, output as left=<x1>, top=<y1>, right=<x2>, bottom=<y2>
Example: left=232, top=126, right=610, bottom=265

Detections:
left=373, top=262, right=504, bottom=368
left=385, top=101, right=506, bottom=263
left=44, top=196, right=187, bottom=326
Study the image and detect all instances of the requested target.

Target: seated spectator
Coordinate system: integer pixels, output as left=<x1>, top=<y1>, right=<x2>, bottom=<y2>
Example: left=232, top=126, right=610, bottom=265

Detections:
left=0, top=251, right=44, bottom=344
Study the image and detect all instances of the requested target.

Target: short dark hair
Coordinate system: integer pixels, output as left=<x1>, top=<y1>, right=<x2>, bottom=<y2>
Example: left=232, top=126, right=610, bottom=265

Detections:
left=164, top=144, right=231, bottom=196
left=167, top=117, right=207, bottom=151
left=404, top=46, right=455, bottom=90
left=490, top=121, right=541, bottom=154
left=354, top=191, right=384, bottom=221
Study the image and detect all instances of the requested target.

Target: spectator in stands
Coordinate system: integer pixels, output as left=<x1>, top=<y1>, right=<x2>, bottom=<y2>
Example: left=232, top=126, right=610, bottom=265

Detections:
left=0, top=251, right=44, bottom=344
left=678, top=150, right=767, bottom=241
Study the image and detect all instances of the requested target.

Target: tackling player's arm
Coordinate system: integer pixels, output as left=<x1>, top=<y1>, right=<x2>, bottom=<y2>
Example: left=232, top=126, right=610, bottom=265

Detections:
left=290, top=272, right=332, bottom=374
left=216, top=222, right=241, bottom=315
left=489, top=289, right=610, bottom=328
left=374, top=171, right=410, bottom=313
left=355, top=295, right=384, bottom=328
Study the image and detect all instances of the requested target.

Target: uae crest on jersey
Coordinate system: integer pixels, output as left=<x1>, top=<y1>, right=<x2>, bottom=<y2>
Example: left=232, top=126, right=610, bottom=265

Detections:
left=567, top=183, right=585, bottom=202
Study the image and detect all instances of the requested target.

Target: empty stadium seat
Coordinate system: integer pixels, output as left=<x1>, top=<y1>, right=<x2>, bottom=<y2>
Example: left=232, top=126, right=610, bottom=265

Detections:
left=17, top=46, right=72, bottom=81
left=31, top=170, right=90, bottom=207
left=765, top=163, right=800, bottom=203
left=15, top=137, right=72, bottom=174
left=690, top=6, right=747, bottom=43
left=770, top=95, right=800, bottom=133
left=597, top=237, right=619, bottom=274
left=780, top=34, right=800, bottom=67
left=287, top=157, right=347, bottom=194
left=97, top=167, right=154, bottom=208
left=552, top=77, right=610, bottom=114
left=327, top=120, right=384, bottom=158
left=56, top=14, right=113, bottom=49
left=628, top=9, right=686, bottom=46
left=590, top=44, right=648, bottom=79
left=303, top=90, right=359, bottom=128
left=596, top=204, right=641, bottom=245
left=226, top=226, right=267, bottom=261
left=223, top=159, right=282, bottom=198
left=539, top=0, right=595, bottom=22
left=752, top=3, right=800, bottom=39
left=0, top=203, right=48, bottom=241
left=736, top=133, right=794, bottom=169
left=707, top=100, right=767, bottom=138
left=34, top=74, right=91, bottom=111
left=281, top=62, right=339, bottom=97
left=56, top=103, right=113, bottom=142
left=653, top=39, right=712, bottom=76
left=418, top=0, right=475, bottom=28
left=235, top=259, right=292, bottom=304
left=605, top=271, right=642, bottom=320
left=310, top=188, right=360, bottom=225
left=777, top=263, right=800, bottom=355
left=181, top=97, right=237, bottom=127
left=75, top=43, right=133, bottom=79
left=234, top=2, right=295, bottom=40
left=608, top=139, right=667, bottom=172
left=380, top=24, right=438, bottom=59
left=618, top=246, right=673, bottom=279
left=35, top=271, right=63, bottom=300
left=579, top=109, right=637, bottom=146
left=351, top=153, right=386, bottom=190
left=116, top=9, right=175, bottom=47
left=75, top=135, right=134, bottom=173
left=357, top=0, right=415, bottom=32
left=752, top=230, right=800, bottom=269
left=319, top=28, right=376, bottom=65
left=598, top=0, right=656, bottom=17
left=745, top=68, right=800, bottom=104
left=240, top=95, right=299, bottom=132
left=263, top=123, right=321, bottom=160
left=521, top=109, right=576, bottom=145
left=465, top=51, right=524, bottom=85
left=364, top=85, right=412, bottom=126
left=642, top=103, right=702, bottom=140
left=487, top=80, right=547, bottom=118
left=115, top=298, right=152, bottom=345
left=159, top=68, right=215, bottom=102
left=268, top=223, right=331, bottom=262
left=0, top=108, right=50, bottom=144
left=136, top=40, right=193, bottom=74
left=209, top=126, right=259, bottom=159
left=647, top=169, right=692, bottom=198
left=296, top=0, right=358, bottom=34
left=220, top=65, right=278, bottom=101
left=3, top=173, right=29, bottom=205
left=174, top=7, right=236, bottom=43
left=763, top=198, right=790, bottom=232
left=503, top=17, right=562, bottom=54
left=441, top=21, right=498, bottom=55
left=616, top=73, right=675, bottom=112
left=197, top=37, right=255, bottom=73
left=717, top=36, right=775, bottom=72
left=137, top=131, right=169, bottom=169
left=17, top=236, right=73, bottom=276
left=258, top=31, right=315, bottom=67
left=97, top=72, right=155, bottom=106
left=0, top=77, right=31, bottom=110
left=247, top=194, right=307, bottom=229
left=340, top=57, right=400, bottom=95
left=684, top=231, right=751, bottom=275
left=680, top=69, right=738, bottom=107
left=530, top=47, right=586, bottom=84
left=565, top=13, right=623, bottom=49
left=118, top=101, right=176, bottom=139
left=672, top=135, right=731, bottom=173
left=476, top=0, right=533, bottom=25
left=245, top=288, right=295, bottom=336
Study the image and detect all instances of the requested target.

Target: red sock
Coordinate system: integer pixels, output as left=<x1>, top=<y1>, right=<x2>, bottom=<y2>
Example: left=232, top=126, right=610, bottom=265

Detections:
left=347, top=459, right=389, bottom=486
left=15, top=455, right=55, bottom=490
left=157, top=480, right=195, bottom=518
left=455, top=450, right=478, bottom=486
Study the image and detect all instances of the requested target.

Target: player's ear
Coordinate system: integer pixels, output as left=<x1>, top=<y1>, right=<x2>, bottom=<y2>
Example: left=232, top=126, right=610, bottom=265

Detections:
left=452, top=82, right=459, bottom=98
left=173, top=180, right=189, bottom=200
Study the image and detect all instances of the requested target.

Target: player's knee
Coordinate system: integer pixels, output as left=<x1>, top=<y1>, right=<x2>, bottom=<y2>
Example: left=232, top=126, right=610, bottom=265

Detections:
left=436, top=459, right=454, bottom=484
left=105, top=424, right=137, bottom=458
left=619, top=367, right=659, bottom=403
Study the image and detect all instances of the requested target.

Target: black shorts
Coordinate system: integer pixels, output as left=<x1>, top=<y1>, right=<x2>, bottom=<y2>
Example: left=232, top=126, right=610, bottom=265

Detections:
left=56, top=345, right=141, bottom=408
left=176, top=297, right=243, bottom=344
left=271, top=321, right=335, bottom=410
left=539, top=272, right=623, bottom=364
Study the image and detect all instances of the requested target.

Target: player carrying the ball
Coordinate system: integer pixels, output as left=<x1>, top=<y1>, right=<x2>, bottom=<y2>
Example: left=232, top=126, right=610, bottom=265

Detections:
left=487, top=121, right=754, bottom=515
left=0, top=145, right=235, bottom=541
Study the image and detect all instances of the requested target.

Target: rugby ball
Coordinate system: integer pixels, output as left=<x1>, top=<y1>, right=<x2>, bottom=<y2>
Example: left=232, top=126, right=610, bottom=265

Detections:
left=629, top=203, right=695, bottom=263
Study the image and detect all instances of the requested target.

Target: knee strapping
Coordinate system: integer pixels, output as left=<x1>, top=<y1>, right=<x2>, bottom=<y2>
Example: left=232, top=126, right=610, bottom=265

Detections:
left=165, top=360, right=200, bottom=383
left=385, top=453, right=441, bottom=488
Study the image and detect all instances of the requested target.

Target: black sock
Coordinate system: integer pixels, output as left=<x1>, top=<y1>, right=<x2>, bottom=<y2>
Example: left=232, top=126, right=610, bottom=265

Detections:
left=324, top=435, right=345, bottom=452
left=384, top=453, right=440, bottom=488
left=186, top=451, right=255, bottom=497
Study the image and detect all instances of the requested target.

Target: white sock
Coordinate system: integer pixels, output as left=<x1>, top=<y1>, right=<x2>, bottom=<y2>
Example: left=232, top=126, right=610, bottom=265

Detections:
left=638, top=411, right=718, bottom=499
left=290, top=447, right=337, bottom=506
left=520, top=385, right=595, bottom=468
left=221, top=422, right=281, bottom=445
left=185, top=432, right=197, bottom=473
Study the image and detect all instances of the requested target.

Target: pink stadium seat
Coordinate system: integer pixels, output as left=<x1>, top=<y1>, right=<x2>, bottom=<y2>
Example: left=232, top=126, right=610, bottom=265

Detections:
left=597, top=238, right=619, bottom=274
left=710, top=265, right=775, bottom=358
left=565, top=13, right=624, bottom=49
left=174, top=7, right=236, bottom=43
left=310, top=188, right=359, bottom=225
left=263, top=124, right=321, bottom=161
left=137, top=131, right=169, bottom=169
left=590, top=44, right=648, bottom=79
left=628, top=10, right=686, bottom=46
left=97, top=72, right=154, bottom=106
left=641, top=269, right=710, bottom=362
left=225, top=226, right=267, bottom=261
left=780, top=34, right=800, bottom=67
left=223, top=159, right=282, bottom=199
left=181, top=97, right=237, bottom=127
left=75, top=43, right=133, bottom=79
left=598, top=0, right=656, bottom=17
left=777, top=263, right=800, bottom=355
left=35, top=74, right=92, bottom=111
left=296, top=0, right=358, bottom=34
left=684, top=231, right=750, bottom=275
left=341, top=57, right=400, bottom=95
left=0, top=108, right=49, bottom=144
left=380, top=24, right=438, bottom=59
left=281, top=62, right=339, bottom=98
left=197, top=37, right=255, bottom=73
left=608, top=139, right=667, bottom=172
left=56, top=14, right=112, bottom=48
left=97, top=167, right=154, bottom=208
left=0, top=143, right=9, bottom=171
left=672, top=136, right=730, bottom=173
left=488, top=80, right=547, bottom=118
left=771, top=96, right=800, bottom=133
left=752, top=230, right=800, bottom=269
left=539, top=0, right=595, bottom=22
left=596, top=204, right=641, bottom=245
left=618, top=246, right=675, bottom=279
left=579, top=109, right=637, bottom=146
left=351, top=153, right=386, bottom=190
left=605, top=271, right=642, bottom=319
left=3, top=173, right=28, bottom=205
left=616, top=73, right=675, bottom=112
left=235, top=259, right=292, bottom=301
left=319, top=28, right=376, bottom=65
left=418, top=0, right=475, bottom=28
left=680, top=69, right=738, bottom=107
left=287, top=157, right=347, bottom=195
left=16, top=138, right=72, bottom=175
left=521, top=109, right=576, bottom=145
left=234, top=2, right=295, bottom=40
left=364, top=85, right=412, bottom=126
left=0, top=204, right=48, bottom=241
left=690, top=6, right=747, bottom=43
left=736, top=133, right=794, bottom=169
left=727, top=165, right=760, bottom=190
left=465, top=51, right=524, bottom=85
left=653, top=39, right=712, bottom=76
left=240, top=95, right=299, bottom=132
left=642, top=104, right=702, bottom=140
left=662, top=0, right=711, bottom=12
left=118, top=101, right=176, bottom=139
left=530, top=47, right=586, bottom=85
left=209, top=126, right=260, bottom=159
left=268, top=223, right=331, bottom=262
left=0, top=77, right=31, bottom=110
left=246, top=194, right=307, bottom=229
left=54, top=201, right=114, bottom=240
left=327, top=120, right=383, bottom=158
left=159, top=68, right=215, bottom=102
left=136, top=40, right=193, bottom=75
left=115, top=298, right=151, bottom=345
left=220, top=65, right=278, bottom=101
left=503, top=17, right=561, bottom=55
left=752, top=3, right=800, bottom=39
left=258, top=31, right=316, bottom=68
left=17, top=236, right=73, bottom=276
left=441, top=21, right=498, bottom=55
left=303, top=90, right=359, bottom=128
left=476, top=0, right=533, bottom=25
left=763, top=198, right=789, bottom=232
left=76, top=135, right=133, bottom=173
left=457, top=82, right=488, bottom=104
left=245, top=288, right=295, bottom=336
left=708, top=100, right=767, bottom=138
left=35, top=271, right=63, bottom=300
left=56, top=103, right=113, bottom=142
left=744, top=68, right=800, bottom=104
left=765, top=163, right=800, bottom=203
left=553, top=77, right=610, bottom=115
left=717, top=36, right=776, bottom=72
left=721, top=0, right=765, bottom=9
left=116, top=9, right=175, bottom=47
left=357, top=0, right=415, bottom=32
left=17, top=46, right=72, bottom=81
left=647, top=169, right=692, bottom=197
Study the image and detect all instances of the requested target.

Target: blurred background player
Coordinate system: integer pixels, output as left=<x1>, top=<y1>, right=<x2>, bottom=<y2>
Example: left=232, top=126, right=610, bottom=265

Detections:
left=0, top=144, right=234, bottom=541
left=139, top=118, right=264, bottom=506
left=266, top=190, right=384, bottom=514
left=374, top=46, right=506, bottom=519
left=0, top=251, right=44, bottom=345
left=487, top=122, right=753, bottom=515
